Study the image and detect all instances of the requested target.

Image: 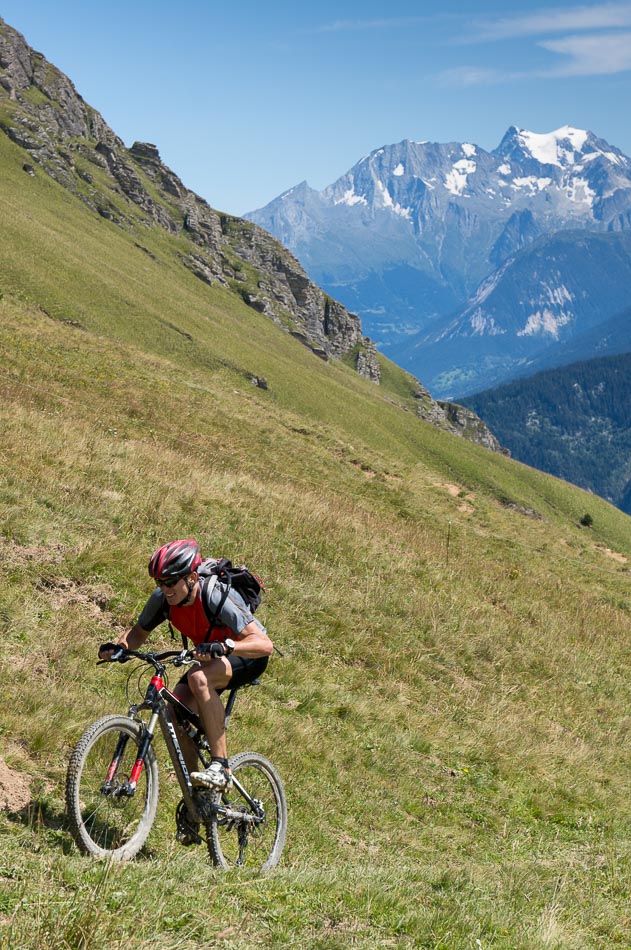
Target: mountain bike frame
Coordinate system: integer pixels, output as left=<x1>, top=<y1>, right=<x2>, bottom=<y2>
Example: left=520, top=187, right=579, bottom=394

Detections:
left=68, top=645, right=287, bottom=868
left=103, top=649, right=255, bottom=825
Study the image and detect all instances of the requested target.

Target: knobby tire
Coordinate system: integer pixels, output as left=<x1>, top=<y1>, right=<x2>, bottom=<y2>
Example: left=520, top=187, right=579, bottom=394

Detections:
left=206, top=751, right=287, bottom=871
left=65, top=715, right=159, bottom=861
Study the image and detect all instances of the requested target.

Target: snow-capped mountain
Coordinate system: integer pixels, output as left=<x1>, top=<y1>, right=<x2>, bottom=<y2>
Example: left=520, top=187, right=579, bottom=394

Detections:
left=395, top=230, right=631, bottom=398
left=246, top=126, right=631, bottom=397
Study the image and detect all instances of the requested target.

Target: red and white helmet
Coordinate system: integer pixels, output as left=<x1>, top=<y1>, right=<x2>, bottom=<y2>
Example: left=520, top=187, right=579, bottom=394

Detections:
left=148, top=539, right=202, bottom=580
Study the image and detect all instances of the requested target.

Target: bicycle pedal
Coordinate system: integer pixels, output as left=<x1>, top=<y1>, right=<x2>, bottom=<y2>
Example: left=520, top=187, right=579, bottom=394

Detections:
left=176, top=827, right=202, bottom=847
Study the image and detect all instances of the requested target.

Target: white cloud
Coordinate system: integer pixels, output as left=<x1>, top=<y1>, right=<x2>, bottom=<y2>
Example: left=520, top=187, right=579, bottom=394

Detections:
left=442, top=3, right=631, bottom=83
left=540, top=30, right=631, bottom=75
left=470, top=2, right=631, bottom=41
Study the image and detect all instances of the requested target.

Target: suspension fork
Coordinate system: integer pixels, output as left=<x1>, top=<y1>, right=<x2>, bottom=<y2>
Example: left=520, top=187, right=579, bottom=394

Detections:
left=103, top=731, right=132, bottom=788
left=123, top=672, right=169, bottom=792
left=105, top=676, right=164, bottom=796
left=126, top=709, right=160, bottom=791
left=101, top=709, right=160, bottom=797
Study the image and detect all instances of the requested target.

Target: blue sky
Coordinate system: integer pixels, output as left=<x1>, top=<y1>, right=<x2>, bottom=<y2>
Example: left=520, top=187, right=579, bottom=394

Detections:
left=3, top=1, right=631, bottom=214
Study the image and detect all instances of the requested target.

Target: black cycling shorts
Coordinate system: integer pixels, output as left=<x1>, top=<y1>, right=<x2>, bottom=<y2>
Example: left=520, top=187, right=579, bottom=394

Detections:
left=224, top=654, right=268, bottom=690
left=178, top=655, right=268, bottom=692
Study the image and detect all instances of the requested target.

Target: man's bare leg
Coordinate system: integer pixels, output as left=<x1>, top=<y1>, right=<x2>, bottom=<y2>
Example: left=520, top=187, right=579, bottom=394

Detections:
left=186, top=658, right=232, bottom=758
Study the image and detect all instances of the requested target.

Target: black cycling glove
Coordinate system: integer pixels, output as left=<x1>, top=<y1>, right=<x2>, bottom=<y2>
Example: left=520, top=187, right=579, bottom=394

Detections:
left=99, top=642, right=119, bottom=655
left=98, top=642, right=129, bottom=661
left=195, top=641, right=226, bottom=658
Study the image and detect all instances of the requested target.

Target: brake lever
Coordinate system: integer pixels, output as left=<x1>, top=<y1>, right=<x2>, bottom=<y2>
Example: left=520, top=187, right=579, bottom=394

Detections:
left=173, top=652, right=200, bottom=668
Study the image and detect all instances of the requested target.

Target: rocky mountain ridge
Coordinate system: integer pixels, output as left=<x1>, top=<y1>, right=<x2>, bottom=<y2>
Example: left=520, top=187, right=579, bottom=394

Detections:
left=0, top=18, right=374, bottom=373
left=0, top=16, right=504, bottom=449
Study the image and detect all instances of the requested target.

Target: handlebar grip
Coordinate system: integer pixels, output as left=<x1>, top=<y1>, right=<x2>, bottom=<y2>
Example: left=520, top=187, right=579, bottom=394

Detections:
left=97, top=646, right=129, bottom=664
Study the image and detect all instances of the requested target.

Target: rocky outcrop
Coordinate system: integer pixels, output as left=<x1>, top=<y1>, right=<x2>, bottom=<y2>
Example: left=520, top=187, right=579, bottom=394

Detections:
left=409, top=381, right=507, bottom=452
left=355, top=339, right=381, bottom=382
left=0, top=20, right=121, bottom=194
left=217, top=217, right=377, bottom=369
left=435, top=402, right=509, bottom=454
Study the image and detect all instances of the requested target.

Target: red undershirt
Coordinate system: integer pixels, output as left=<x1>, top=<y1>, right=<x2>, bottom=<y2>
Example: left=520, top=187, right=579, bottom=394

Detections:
left=169, top=592, right=238, bottom=647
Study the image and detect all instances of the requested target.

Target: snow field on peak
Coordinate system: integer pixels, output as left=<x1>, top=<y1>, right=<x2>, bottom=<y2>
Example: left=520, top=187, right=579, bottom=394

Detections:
left=375, top=180, right=411, bottom=218
left=515, top=126, right=589, bottom=166
left=512, top=176, right=552, bottom=193
left=444, top=158, right=477, bottom=196
left=333, top=181, right=367, bottom=207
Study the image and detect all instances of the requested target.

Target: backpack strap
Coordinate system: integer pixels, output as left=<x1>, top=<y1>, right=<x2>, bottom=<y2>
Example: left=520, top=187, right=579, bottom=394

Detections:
left=163, top=602, right=188, bottom=651
left=200, top=573, right=231, bottom=643
left=167, top=619, right=189, bottom=650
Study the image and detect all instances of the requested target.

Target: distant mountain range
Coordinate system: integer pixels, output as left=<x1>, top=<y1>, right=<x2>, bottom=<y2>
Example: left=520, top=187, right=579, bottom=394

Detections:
left=247, top=126, right=631, bottom=398
left=397, top=230, right=631, bottom=398
left=463, top=352, right=631, bottom=514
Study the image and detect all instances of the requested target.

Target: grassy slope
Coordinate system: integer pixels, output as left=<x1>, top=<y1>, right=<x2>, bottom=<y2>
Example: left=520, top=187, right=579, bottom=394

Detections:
left=0, top=128, right=630, bottom=949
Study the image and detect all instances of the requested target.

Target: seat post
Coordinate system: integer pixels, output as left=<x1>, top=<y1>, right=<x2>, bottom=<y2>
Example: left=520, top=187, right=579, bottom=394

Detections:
left=223, top=679, right=260, bottom=731
left=223, top=687, right=239, bottom=730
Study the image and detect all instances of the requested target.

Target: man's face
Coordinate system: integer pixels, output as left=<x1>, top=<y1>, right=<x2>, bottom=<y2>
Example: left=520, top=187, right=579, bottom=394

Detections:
left=156, top=573, right=197, bottom=606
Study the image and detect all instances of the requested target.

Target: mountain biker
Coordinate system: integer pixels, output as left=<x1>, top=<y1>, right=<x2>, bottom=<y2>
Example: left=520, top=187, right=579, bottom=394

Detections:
left=98, top=539, right=273, bottom=803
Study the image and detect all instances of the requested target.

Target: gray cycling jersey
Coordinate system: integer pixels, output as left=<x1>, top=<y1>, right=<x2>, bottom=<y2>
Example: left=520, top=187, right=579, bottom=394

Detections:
left=137, top=579, right=265, bottom=637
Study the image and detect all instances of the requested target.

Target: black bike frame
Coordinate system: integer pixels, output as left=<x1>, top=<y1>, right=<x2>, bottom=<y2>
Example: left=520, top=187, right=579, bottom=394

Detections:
left=120, top=667, right=207, bottom=821
left=115, top=659, right=259, bottom=824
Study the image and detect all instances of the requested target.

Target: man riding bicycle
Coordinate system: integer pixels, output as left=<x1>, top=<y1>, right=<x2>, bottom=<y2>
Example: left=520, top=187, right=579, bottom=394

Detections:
left=99, top=539, right=273, bottom=800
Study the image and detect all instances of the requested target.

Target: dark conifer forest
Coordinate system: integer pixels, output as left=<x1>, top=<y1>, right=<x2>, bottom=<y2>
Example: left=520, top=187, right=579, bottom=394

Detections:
left=464, top=352, right=631, bottom=513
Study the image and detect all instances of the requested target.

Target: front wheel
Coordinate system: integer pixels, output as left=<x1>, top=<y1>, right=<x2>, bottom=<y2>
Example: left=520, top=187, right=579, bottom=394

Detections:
left=65, top=715, right=159, bottom=861
left=206, top=752, right=287, bottom=871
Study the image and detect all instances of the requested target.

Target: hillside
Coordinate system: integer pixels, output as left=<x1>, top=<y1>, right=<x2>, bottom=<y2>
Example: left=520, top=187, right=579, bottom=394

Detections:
left=1, top=21, right=630, bottom=950
left=463, top=353, right=631, bottom=514
left=0, top=15, right=500, bottom=450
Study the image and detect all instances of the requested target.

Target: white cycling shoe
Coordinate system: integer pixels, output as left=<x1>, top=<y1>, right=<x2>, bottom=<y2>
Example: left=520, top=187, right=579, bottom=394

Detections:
left=190, top=761, right=233, bottom=791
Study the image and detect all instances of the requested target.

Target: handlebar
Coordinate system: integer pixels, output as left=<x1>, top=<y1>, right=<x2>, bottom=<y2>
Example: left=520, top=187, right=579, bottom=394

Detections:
left=97, top=647, right=198, bottom=671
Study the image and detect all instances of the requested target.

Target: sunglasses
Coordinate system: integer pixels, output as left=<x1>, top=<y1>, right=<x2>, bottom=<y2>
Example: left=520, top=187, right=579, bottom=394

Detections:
left=156, top=576, right=182, bottom=589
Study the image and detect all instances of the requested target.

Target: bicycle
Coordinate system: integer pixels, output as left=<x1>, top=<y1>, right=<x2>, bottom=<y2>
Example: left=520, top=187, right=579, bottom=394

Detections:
left=65, top=647, right=287, bottom=870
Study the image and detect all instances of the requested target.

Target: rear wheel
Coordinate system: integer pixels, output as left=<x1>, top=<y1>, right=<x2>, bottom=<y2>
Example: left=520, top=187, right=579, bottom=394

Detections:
left=206, top=752, right=287, bottom=871
left=65, top=715, right=159, bottom=860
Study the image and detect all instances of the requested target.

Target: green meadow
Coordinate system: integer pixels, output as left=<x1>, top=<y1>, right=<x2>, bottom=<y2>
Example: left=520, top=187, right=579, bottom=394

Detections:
left=0, top=126, right=630, bottom=949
